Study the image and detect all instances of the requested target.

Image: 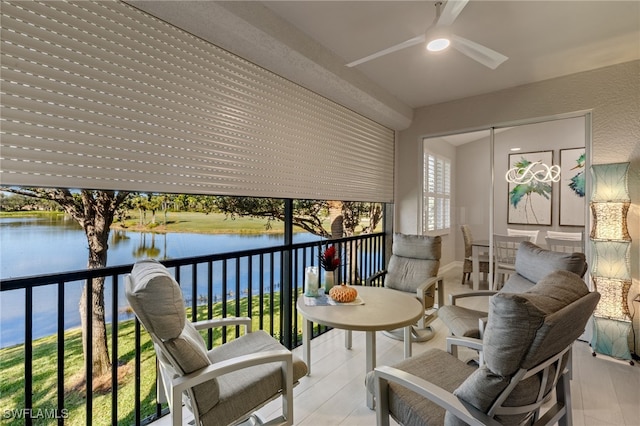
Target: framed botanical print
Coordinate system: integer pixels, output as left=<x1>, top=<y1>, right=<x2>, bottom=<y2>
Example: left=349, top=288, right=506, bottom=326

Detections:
left=559, top=148, right=586, bottom=226
left=507, top=150, right=553, bottom=225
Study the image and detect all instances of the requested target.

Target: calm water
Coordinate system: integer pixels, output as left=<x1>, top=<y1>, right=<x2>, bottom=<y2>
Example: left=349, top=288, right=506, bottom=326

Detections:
left=0, top=215, right=322, bottom=348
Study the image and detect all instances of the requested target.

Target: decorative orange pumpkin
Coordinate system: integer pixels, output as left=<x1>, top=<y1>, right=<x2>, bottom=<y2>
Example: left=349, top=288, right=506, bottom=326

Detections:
left=329, top=284, right=358, bottom=303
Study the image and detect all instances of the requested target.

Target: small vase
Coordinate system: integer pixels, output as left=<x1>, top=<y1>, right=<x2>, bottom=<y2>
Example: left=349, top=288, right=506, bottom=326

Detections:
left=324, top=270, right=336, bottom=293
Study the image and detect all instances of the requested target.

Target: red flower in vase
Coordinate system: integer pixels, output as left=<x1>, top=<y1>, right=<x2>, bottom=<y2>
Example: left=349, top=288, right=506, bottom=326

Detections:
left=320, top=245, right=340, bottom=271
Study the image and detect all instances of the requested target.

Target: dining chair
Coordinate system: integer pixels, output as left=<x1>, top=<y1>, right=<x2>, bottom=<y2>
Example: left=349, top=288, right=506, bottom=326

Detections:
left=493, top=234, right=531, bottom=289
left=546, top=237, right=584, bottom=253
left=546, top=230, right=583, bottom=241
left=460, top=224, right=491, bottom=286
left=507, top=228, right=540, bottom=244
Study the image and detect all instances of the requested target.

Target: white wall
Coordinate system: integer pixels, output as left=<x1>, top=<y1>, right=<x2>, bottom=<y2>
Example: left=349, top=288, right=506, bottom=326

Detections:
left=397, top=59, right=640, bottom=354
left=493, top=117, right=586, bottom=236
left=453, top=133, right=491, bottom=260
left=448, top=118, right=585, bottom=263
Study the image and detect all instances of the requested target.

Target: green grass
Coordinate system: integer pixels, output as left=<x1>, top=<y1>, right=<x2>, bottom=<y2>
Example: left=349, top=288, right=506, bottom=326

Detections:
left=115, top=211, right=326, bottom=234
left=0, top=292, right=307, bottom=425
left=0, top=211, right=65, bottom=218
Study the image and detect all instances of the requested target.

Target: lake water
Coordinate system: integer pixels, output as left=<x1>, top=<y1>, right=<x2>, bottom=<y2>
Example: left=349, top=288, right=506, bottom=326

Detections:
left=0, top=215, right=323, bottom=348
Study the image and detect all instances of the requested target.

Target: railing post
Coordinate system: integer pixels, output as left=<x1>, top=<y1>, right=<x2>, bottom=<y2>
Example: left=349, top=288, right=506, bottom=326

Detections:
left=282, top=199, right=294, bottom=349
left=383, top=203, right=393, bottom=269
left=25, top=286, right=33, bottom=426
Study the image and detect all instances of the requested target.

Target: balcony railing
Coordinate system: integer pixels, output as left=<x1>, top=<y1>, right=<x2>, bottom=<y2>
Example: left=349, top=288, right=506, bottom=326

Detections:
left=0, top=233, right=385, bottom=425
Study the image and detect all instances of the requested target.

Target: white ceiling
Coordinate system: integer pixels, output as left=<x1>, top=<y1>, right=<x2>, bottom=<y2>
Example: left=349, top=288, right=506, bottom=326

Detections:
left=261, top=1, right=640, bottom=107
left=129, top=1, right=640, bottom=130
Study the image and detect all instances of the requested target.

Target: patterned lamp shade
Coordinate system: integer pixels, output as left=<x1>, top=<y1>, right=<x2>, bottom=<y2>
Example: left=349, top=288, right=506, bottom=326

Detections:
left=591, top=162, right=630, bottom=202
left=591, top=241, right=631, bottom=280
left=592, top=277, right=632, bottom=320
left=590, top=202, right=631, bottom=241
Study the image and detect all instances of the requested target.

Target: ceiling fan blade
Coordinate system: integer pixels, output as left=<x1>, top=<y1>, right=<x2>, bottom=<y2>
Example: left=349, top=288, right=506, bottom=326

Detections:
left=346, top=34, right=426, bottom=67
left=435, top=0, right=469, bottom=27
left=450, top=34, right=508, bottom=69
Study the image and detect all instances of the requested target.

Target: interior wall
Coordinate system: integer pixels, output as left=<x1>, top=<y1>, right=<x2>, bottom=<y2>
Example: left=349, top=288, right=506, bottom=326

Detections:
left=494, top=117, right=586, bottom=236
left=454, top=134, right=491, bottom=261
left=397, top=59, right=640, bottom=355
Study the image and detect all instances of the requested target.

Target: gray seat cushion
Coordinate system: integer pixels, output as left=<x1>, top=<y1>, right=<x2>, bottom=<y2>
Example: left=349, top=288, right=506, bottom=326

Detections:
left=366, top=349, right=476, bottom=426
left=203, top=330, right=308, bottom=425
left=437, top=305, right=488, bottom=338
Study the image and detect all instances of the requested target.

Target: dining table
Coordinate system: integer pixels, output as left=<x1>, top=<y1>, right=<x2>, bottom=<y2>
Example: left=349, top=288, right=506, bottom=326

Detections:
left=471, top=239, right=491, bottom=290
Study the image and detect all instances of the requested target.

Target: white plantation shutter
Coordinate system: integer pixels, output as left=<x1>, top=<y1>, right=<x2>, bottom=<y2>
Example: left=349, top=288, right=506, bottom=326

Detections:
left=423, top=151, right=451, bottom=233
left=0, top=1, right=394, bottom=202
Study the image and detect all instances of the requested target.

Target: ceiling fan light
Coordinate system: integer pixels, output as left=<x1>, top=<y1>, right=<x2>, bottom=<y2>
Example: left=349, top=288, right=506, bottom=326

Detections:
left=427, top=38, right=450, bottom=52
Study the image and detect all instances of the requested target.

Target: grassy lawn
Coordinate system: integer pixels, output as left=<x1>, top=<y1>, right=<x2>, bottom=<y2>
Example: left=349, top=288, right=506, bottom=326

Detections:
left=0, top=209, right=381, bottom=236
left=115, top=211, right=323, bottom=234
left=0, top=292, right=306, bottom=425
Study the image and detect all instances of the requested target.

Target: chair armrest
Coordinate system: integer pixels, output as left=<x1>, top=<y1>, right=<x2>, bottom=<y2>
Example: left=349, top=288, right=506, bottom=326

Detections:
left=417, top=275, right=444, bottom=308
left=446, top=336, right=484, bottom=353
left=192, top=316, right=252, bottom=332
left=374, top=366, right=501, bottom=426
left=169, top=349, right=294, bottom=424
left=449, top=290, right=497, bottom=305
left=478, top=317, right=488, bottom=339
left=365, top=269, right=387, bottom=286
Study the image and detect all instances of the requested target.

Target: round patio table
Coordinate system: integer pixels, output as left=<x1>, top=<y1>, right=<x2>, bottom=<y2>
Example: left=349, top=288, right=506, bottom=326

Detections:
left=297, top=285, right=423, bottom=408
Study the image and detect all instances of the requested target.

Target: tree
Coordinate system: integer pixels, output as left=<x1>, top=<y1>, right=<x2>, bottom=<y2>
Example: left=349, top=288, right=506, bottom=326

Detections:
left=129, top=194, right=148, bottom=226
left=1, top=188, right=130, bottom=381
left=214, top=197, right=383, bottom=280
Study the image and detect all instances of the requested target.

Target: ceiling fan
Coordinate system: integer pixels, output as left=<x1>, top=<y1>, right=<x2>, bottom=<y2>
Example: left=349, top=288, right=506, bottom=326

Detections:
left=346, top=0, right=508, bottom=70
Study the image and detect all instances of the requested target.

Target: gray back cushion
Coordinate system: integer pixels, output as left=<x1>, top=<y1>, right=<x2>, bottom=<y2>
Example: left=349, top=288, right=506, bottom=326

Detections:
left=392, top=233, right=441, bottom=260
left=453, top=270, right=599, bottom=419
left=126, top=259, right=185, bottom=340
left=484, top=270, right=590, bottom=376
left=386, top=233, right=440, bottom=292
left=501, top=242, right=587, bottom=293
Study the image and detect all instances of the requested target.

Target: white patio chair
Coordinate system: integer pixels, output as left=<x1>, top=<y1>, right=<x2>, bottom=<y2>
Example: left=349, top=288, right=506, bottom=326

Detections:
left=125, top=259, right=308, bottom=426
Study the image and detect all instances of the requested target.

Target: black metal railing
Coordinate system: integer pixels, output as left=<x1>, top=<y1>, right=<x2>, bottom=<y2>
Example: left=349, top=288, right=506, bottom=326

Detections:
left=0, top=233, right=385, bottom=425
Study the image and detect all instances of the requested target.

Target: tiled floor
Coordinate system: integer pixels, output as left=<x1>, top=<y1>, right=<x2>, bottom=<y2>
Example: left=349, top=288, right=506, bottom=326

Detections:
left=153, top=264, right=640, bottom=425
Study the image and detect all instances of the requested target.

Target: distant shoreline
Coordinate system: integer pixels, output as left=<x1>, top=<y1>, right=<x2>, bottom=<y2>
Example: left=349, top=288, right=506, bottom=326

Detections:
left=1, top=210, right=319, bottom=235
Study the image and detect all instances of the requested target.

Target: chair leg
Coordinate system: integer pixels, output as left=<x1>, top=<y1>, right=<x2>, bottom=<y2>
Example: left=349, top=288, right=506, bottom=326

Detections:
left=375, top=376, right=391, bottom=426
left=281, top=357, right=294, bottom=425
left=557, top=372, right=572, bottom=426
